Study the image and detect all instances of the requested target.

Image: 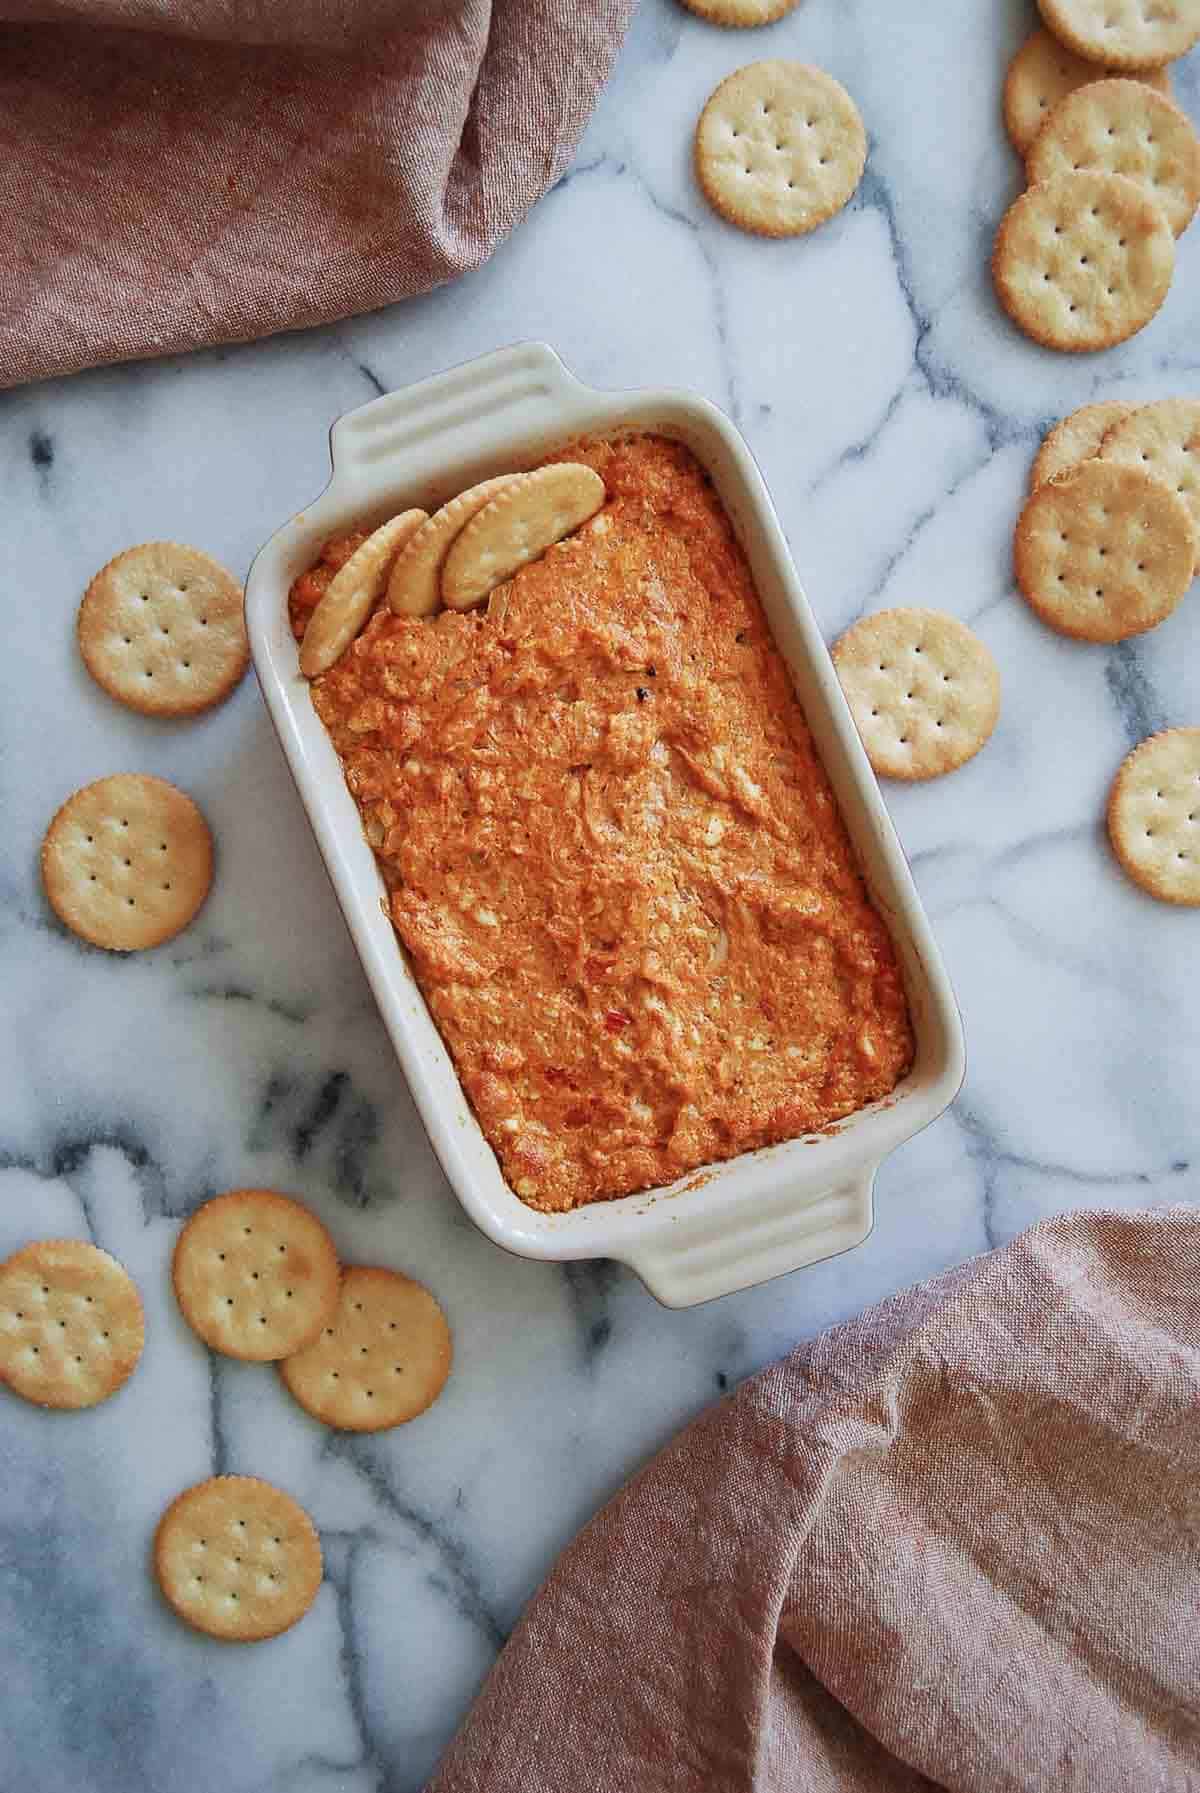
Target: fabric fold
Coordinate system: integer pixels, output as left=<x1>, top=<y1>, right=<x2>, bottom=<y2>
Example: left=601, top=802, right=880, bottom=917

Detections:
left=0, top=0, right=635, bottom=388
left=430, top=1209, right=1200, bottom=1792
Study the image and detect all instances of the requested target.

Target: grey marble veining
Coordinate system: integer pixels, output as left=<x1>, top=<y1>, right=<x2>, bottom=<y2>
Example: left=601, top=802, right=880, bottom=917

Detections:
left=2, top=2, right=1199, bottom=1787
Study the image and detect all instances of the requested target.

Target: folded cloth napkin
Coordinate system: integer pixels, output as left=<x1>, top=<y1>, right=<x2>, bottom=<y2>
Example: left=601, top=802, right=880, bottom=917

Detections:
left=0, top=0, right=634, bottom=389
left=431, top=1208, right=1200, bottom=1792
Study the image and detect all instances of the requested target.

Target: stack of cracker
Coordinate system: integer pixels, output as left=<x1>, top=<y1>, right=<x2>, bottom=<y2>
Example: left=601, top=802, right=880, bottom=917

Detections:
left=1018, top=396, right=1200, bottom=906
left=1017, top=396, right=1199, bottom=640
left=294, top=462, right=605, bottom=676
left=994, top=3, right=1200, bottom=351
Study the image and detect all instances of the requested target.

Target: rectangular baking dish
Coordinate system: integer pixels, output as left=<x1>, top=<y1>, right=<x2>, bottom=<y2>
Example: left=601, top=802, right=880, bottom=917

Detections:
left=245, top=343, right=964, bottom=1308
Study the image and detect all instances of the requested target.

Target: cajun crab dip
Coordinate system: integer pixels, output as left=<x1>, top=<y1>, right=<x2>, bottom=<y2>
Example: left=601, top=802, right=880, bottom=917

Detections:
left=289, top=435, right=914, bottom=1213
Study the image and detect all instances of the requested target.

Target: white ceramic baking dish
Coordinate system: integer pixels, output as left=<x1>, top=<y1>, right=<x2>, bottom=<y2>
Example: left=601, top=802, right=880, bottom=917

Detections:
left=246, top=342, right=964, bottom=1308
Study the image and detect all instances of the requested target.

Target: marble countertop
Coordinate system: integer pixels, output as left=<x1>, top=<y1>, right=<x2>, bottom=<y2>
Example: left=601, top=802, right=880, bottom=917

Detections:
left=3, top=2, right=1199, bottom=1788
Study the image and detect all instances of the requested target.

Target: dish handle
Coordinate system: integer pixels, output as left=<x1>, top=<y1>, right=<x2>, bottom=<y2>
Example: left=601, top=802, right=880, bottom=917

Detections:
left=327, top=341, right=594, bottom=483
left=621, top=1167, right=878, bottom=1309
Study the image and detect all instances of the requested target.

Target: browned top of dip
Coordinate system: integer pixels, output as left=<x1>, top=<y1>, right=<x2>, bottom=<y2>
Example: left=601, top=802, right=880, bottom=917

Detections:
left=290, top=434, right=914, bottom=1212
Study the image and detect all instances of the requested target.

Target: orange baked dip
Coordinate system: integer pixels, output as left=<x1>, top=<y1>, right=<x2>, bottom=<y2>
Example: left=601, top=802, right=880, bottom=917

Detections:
left=290, top=435, right=914, bottom=1212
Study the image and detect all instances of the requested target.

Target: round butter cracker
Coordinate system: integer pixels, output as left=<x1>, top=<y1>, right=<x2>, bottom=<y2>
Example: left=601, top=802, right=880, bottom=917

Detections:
left=679, top=0, right=800, bottom=25
left=1098, top=398, right=1200, bottom=545
left=1013, top=458, right=1195, bottom=642
left=1037, top=0, right=1200, bottom=70
left=154, top=1475, right=323, bottom=1642
left=279, top=1265, right=451, bottom=1433
left=694, top=61, right=867, bottom=238
left=41, top=774, right=214, bottom=952
left=299, top=509, right=427, bottom=677
left=832, top=608, right=1000, bottom=780
left=441, top=463, right=606, bottom=610
left=1026, top=79, right=1200, bottom=238
left=0, top=1239, right=144, bottom=1411
left=78, top=543, right=247, bottom=718
left=1108, top=729, right=1200, bottom=904
left=1003, top=28, right=1172, bottom=156
left=172, top=1189, right=340, bottom=1362
left=992, top=171, right=1174, bottom=352
left=387, top=476, right=523, bottom=617
left=1031, top=400, right=1134, bottom=490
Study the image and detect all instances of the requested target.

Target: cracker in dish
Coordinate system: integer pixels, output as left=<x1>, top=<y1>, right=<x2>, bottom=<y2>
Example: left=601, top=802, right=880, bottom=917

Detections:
left=442, top=464, right=605, bottom=610
left=300, top=510, right=427, bottom=676
left=387, top=476, right=524, bottom=617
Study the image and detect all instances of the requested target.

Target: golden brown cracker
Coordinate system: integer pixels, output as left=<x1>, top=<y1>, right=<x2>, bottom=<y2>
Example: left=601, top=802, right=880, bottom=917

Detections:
left=386, top=476, right=524, bottom=617
left=1013, top=458, right=1195, bottom=641
left=1107, top=728, right=1200, bottom=904
left=1098, top=398, right=1200, bottom=545
left=154, top=1476, right=323, bottom=1642
left=1003, top=28, right=1172, bottom=156
left=441, top=463, right=606, bottom=610
left=1027, top=79, right=1200, bottom=237
left=299, top=509, right=427, bottom=677
left=279, top=1265, right=451, bottom=1433
left=0, top=1239, right=144, bottom=1410
left=78, top=543, right=246, bottom=718
left=992, top=171, right=1174, bottom=352
left=41, top=774, right=213, bottom=952
left=679, top=0, right=799, bottom=22
left=1037, top=0, right=1200, bottom=70
left=832, top=609, right=1001, bottom=780
left=172, top=1190, right=340, bottom=1362
left=694, top=61, right=867, bottom=238
left=1030, top=400, right=1134, bottom=489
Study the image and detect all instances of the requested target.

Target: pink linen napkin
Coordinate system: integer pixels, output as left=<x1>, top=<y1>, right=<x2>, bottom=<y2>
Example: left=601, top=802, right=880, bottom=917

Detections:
left=0, top=0, right=634, bottom=388
left=431, top=1207, right=1200, bottom=1791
